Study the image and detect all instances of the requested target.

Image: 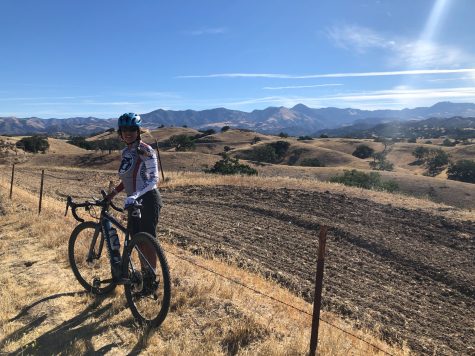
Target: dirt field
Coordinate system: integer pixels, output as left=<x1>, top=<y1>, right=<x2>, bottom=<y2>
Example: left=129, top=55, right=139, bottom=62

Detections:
left=155, top=185, right=474, bottom=355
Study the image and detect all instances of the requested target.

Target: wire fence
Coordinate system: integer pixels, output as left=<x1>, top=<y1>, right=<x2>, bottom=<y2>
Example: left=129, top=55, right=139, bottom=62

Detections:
left=4, top=164, right=397, bottom=356
left=166, top=250, right=395, bottom=356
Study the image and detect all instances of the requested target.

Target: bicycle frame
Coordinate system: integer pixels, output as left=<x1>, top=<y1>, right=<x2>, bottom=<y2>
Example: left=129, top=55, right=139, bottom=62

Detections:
left=67, top=194, right=158, bottom=285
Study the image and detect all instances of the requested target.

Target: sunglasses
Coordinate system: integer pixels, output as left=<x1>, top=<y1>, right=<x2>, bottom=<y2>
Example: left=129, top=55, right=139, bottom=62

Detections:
left=120, top=127, right=138, bottom=133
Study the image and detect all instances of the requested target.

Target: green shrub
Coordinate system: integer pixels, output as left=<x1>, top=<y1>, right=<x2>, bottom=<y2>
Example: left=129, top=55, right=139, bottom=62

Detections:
left=297, top=136, right=314, bottom=141
left=16, top=135, right=49, bottom=153
left=300, top=158, right=325, bottom=167
left=320, top=134, right=329, bottom=138
left=447, top=160, right=475, bottom=183
left=278, top=132, right=289, bottom=138
left=221, top=126, right=230, bottom=132
left=205, top=154, right=257, bottom=175
left=352, top=144, right=374, bottom=159
left=330, top=169, right=398, bottom=192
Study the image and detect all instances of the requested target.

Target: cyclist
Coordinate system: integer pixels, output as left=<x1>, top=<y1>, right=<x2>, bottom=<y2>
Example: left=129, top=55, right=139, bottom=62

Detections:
left=106, top=112, right=162, bottom=286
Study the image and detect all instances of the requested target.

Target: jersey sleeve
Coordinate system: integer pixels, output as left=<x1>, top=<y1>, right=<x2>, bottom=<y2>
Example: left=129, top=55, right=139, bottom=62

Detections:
left=133, top=143, right=159, bottom=198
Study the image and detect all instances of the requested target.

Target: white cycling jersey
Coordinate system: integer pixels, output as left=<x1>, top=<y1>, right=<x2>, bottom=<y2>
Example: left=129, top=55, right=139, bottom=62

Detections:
left=116, top=140, right=159, bottom=198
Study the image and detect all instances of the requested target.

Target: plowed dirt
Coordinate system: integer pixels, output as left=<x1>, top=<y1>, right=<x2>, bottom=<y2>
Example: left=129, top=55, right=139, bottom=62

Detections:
left=158, top=186, right=475, bottom=356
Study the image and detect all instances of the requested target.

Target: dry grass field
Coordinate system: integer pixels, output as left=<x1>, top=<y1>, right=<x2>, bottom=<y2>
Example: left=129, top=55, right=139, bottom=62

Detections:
left=0, top=130, right=474, bottom=355
left=0, top=180, right=408, bottom=355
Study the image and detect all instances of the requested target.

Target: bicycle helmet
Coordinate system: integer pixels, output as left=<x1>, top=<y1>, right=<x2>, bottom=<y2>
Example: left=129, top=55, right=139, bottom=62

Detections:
left=118, top=113, right=142, bottom=128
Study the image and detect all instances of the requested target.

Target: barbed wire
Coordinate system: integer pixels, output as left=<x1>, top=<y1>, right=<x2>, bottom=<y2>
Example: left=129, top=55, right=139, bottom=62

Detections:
left=43, top=173, right=83, bottom=181
left=166, top=250, right=396, bottom=356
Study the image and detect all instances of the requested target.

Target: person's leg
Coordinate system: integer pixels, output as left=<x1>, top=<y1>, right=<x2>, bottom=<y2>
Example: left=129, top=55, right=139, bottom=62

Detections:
left=137, top=189, right=161, bottom=269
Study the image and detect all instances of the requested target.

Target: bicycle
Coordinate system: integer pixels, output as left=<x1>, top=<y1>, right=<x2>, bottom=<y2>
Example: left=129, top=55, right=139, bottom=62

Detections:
left=65, top=190, right=171, bottom=327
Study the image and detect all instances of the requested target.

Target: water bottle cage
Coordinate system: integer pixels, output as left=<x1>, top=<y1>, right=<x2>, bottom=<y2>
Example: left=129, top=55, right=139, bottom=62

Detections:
left=131, top=207, right=141, bottom=219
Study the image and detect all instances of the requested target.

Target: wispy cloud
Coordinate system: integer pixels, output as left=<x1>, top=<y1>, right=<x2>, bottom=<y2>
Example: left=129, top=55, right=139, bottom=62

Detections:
left=427, top=76, right=473, bottom=82
left=263, top=84, right=343, bottom=90
left=178, top=68, right=475, bottom=79
left=326, top=24, right=394, bottom=53
left=219, top=86, right=475, bottom=110
left=184, top=27, right=227, bottom=36
left=326, top=24, right=475, bottom=69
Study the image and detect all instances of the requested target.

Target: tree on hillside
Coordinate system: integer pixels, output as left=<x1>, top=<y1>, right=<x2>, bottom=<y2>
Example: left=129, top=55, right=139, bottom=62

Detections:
left=221, top=126, right=230, bottom=132
left=167, top=134, right=196, bottom=151
left=447, top=160, right=475, bottom=183
left=412, top=146, right=430, bottom=162
left=16, top=135, right=49, bottom=153
left=424, top=149, right=449, bottom=176
left=352, top=144, right=374, bottom=159
left=370, top=152, right=394, bottom=171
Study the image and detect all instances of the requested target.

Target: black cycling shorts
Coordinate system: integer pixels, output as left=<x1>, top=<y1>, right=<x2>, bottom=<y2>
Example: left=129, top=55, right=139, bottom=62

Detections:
left=128, top=188, right=162, bottom=238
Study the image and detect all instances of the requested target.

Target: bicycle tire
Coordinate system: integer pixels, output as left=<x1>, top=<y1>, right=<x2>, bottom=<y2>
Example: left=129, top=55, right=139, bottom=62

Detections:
left=68, top=221, right=116, bottom=295
left=123, top=232, right=171, bottom=327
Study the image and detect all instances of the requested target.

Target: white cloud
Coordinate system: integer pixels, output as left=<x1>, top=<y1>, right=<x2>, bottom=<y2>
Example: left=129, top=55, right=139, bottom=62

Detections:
left=263, top=84, right=343, bottom=90
left=326, top=24, right=393, bottom=53
left=178, top=68, right=475, bottom=79
left=326, top=24, right=475, bottom=69
left=392, top=40, right=471, bottom=68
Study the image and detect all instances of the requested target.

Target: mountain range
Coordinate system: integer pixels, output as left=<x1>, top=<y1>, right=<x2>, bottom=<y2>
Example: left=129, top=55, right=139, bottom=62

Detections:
left=1, top=101, right=475, bottom=136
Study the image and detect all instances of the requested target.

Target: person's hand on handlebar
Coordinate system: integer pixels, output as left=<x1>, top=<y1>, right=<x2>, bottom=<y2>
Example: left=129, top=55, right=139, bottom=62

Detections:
left=124, top=194, right=139, bottom=209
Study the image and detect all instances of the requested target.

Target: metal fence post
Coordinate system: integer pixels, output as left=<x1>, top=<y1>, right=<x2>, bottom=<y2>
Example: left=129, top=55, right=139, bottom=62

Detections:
left=9, top=163, right=15, bottom=199
left=309, top=225, right=328, bottom=356
left=38, top=169, right=45, bottom=214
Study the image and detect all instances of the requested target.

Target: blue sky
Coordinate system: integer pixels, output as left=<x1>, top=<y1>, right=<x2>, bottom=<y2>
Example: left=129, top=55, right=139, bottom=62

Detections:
left=1, top=0, right=475, bottom=118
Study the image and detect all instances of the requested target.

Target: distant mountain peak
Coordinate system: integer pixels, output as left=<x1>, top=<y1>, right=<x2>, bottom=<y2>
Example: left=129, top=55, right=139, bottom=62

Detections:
left=292, top=103, right=310, bottom=110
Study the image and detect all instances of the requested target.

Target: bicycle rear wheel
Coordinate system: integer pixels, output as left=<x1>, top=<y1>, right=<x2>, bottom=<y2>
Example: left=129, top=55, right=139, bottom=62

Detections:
left=68, top=221, right=116, bottom=295
left=123, top=232, right=171, bottom=327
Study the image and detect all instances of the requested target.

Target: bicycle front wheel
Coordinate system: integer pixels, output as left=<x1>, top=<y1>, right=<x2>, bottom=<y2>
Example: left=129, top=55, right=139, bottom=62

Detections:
left=68, top=221, right=116, bottom=295
left=123, top=232, right=171, bottom=327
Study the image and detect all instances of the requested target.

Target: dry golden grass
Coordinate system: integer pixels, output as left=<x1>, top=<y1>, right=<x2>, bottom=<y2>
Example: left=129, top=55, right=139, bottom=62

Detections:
left=0, top=181, right=409, bottom=355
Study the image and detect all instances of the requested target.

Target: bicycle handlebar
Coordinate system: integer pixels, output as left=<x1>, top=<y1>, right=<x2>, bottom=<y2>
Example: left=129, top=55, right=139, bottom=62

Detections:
left=65, top=190, right=140, bottom=223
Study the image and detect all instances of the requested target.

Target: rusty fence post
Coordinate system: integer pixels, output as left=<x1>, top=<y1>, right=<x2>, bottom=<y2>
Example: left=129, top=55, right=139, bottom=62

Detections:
left=9, top=163, right=15, bottom=199
left=38, top=169, right=45, bottom=214
left=309, top=225, right=328, bottom=356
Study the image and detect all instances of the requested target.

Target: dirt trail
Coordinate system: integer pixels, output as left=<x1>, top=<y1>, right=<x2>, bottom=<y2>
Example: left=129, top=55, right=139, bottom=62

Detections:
left=158, top=186, right=475, bottom=356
